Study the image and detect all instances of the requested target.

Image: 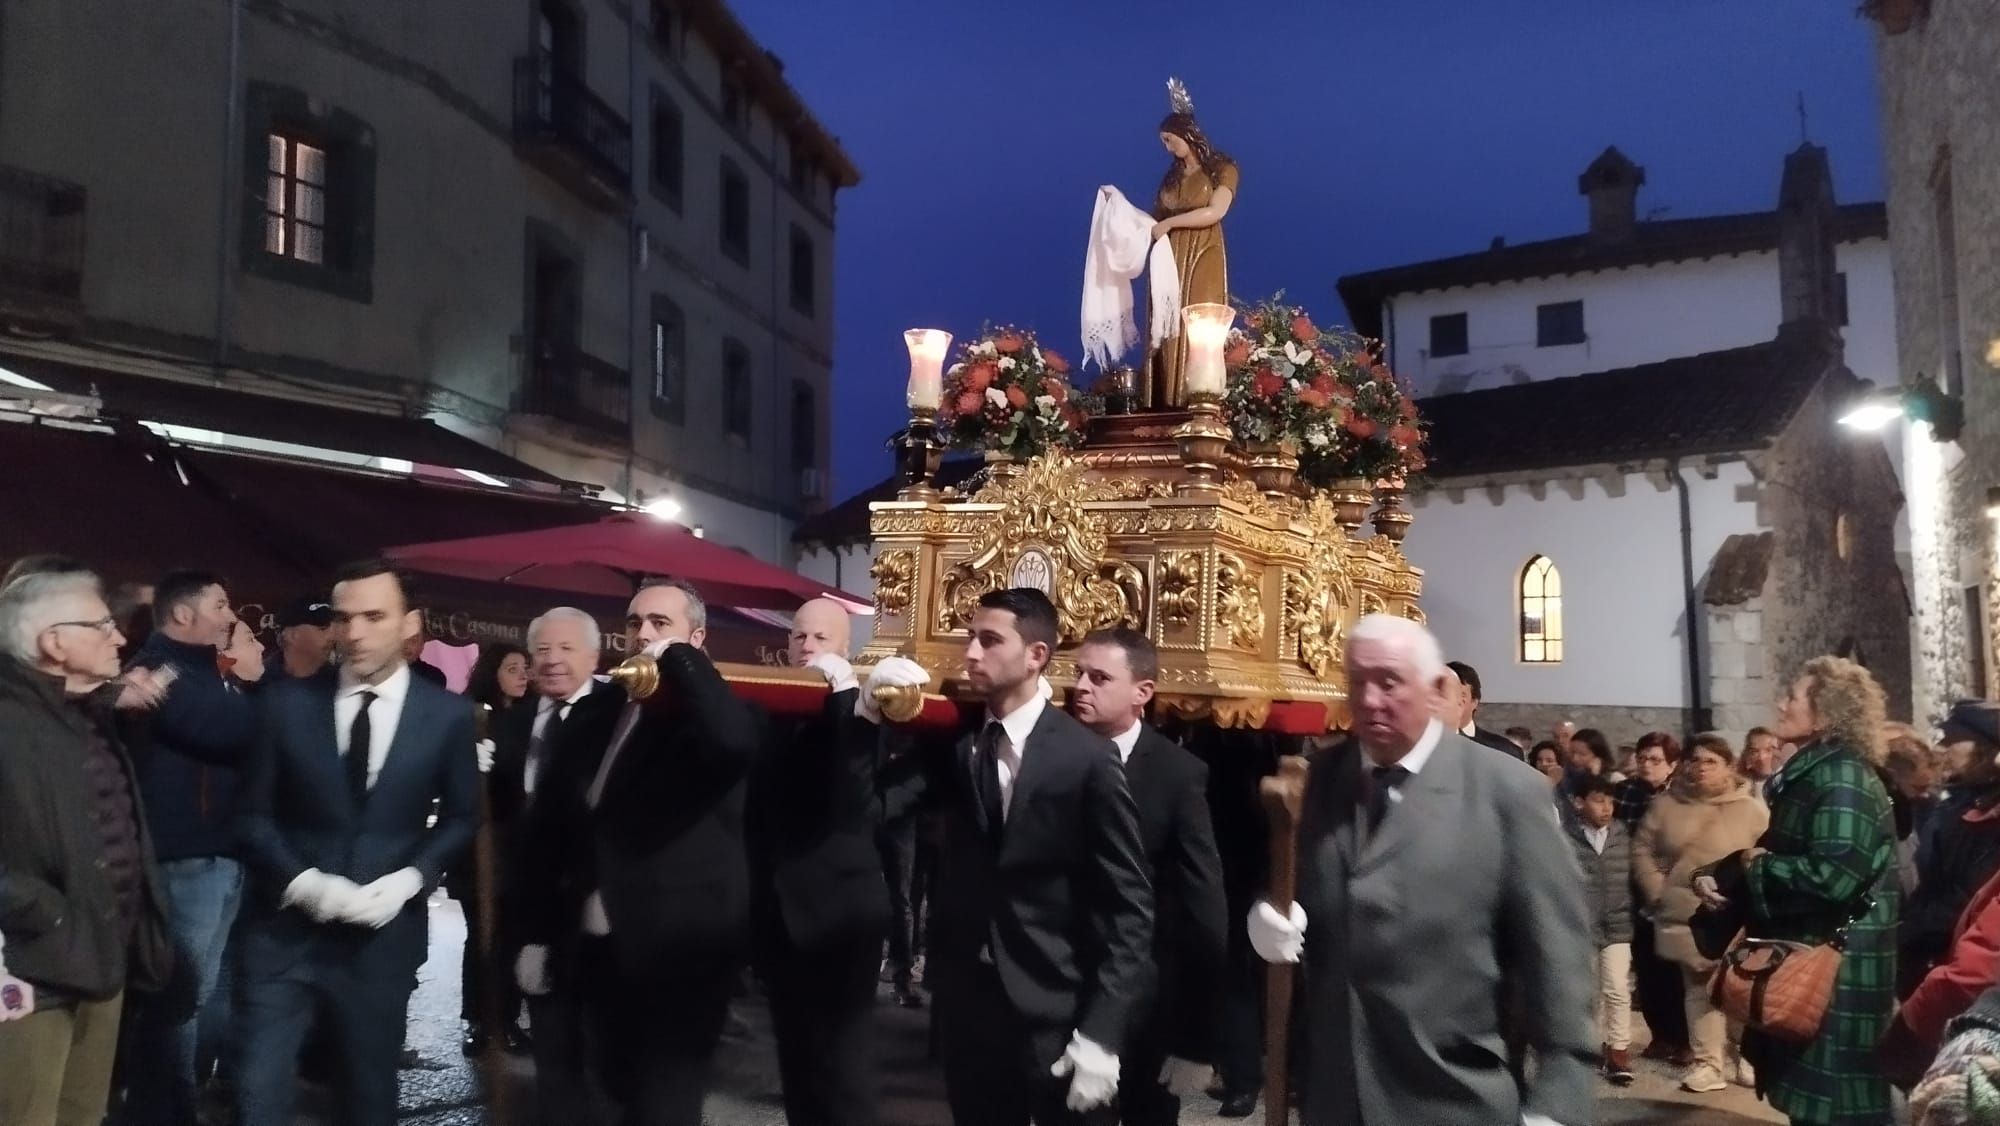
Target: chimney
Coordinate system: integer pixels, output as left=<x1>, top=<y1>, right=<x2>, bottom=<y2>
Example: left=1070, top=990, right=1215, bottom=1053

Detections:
left=1777, top=142, right=1840, bottom=329
left=1578, top=146, right=1645, bottom=243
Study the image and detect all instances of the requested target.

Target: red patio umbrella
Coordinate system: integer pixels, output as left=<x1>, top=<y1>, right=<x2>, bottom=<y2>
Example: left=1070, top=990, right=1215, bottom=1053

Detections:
left=383, top=514, right=870, bottom=614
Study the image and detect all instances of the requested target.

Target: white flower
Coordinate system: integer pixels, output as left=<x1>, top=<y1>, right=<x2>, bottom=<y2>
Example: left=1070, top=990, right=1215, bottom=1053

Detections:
left=1284, top=341, right=1312, bottom=366
left=976, top=341, right=997, bottom=357
left=998, top=356, right=1017, bottom=371
left=1307, top=429, right=1330, bottom=448
left=984, top=387, right=1007, bottom=408
left=1035, top=394, right=1056, bottom=410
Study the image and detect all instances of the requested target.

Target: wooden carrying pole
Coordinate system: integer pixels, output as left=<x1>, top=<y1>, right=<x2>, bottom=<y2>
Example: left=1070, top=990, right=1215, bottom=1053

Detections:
left=1257, top=755, right=1311, bottom=1126
left=472, top=705, right=511, bottom=1126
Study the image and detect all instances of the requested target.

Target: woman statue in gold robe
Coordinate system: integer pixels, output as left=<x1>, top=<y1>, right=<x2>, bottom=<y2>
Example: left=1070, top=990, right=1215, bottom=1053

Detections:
left=1148, top=79, right=1239, bottom=408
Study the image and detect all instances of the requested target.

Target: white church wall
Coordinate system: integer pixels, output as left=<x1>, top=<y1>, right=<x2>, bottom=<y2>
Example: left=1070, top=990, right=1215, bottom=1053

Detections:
left=1404, top=463, right=1763, bottom=715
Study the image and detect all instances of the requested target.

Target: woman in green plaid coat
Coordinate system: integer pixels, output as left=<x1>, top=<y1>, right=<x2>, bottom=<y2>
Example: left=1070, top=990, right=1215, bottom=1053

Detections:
left=1737, top=655, right=1898, bottom=1125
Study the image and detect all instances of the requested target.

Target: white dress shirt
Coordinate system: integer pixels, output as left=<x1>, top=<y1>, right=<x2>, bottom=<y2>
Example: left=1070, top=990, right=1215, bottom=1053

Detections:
left=524, top=679, right=593, bottom=797
left=1109, top=720, right=1143, bottom=765
left=334, top=664, right=411, bottom=790
left=981, top=690, right=1048, bottom=821
left=1584, top=824, right=1609, bottom=854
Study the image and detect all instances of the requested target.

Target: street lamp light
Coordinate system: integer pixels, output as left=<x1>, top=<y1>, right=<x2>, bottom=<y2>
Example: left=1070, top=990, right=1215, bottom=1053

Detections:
left=1836, top=392, right=1904, bottom=432
left=642, top=495, right=682, bottom=521
left=1837, top=378, right=1965, bottom=443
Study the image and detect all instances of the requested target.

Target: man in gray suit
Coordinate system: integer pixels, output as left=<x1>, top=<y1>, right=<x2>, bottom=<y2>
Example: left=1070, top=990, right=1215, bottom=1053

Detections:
left=1248, top=614, right=1595, bottom=1125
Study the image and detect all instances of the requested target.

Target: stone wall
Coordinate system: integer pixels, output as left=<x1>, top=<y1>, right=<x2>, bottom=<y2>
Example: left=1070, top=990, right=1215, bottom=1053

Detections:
left=1708, top=597, right=1773, bottom=741
left=1877, top=0, right=2000, bottom=718
left=1477, top=702, right=1695, bottom=753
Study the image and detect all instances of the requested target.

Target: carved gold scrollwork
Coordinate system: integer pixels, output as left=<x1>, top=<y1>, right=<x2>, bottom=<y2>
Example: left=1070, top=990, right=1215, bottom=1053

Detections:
left=1214, top=551, right=1264, bottom=652
left=870, top=550, right=915, bottom=616
left=1402, top=603, right=1428, bottom=624
left=1285, top=496, right=1355, bottom=682
left=1157, top=551, right=1203, bottom=627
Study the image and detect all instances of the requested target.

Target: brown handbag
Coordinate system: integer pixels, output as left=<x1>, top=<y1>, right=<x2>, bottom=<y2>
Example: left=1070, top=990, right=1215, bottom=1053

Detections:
left=1708, top=894, right=1875, bottom=1043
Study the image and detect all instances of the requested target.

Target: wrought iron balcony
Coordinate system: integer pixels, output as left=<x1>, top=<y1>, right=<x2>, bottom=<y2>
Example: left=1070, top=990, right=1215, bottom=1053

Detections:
left=0, top=165, right=85, bottom=328
left=512, top=56, right=632, bottom=211
left=520, top=345, right=631, bottom=440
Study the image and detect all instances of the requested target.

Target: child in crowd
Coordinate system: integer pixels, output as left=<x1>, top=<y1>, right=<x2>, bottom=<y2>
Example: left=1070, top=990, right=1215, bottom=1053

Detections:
left=1568, top=776, right=1636, bottom=1085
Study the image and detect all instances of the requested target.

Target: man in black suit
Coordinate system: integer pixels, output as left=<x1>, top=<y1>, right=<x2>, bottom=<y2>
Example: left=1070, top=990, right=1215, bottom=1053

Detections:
left=1070, top=628, right=1227, bottom=1126
left=864, top=587, right=1154, bottom=1126
left=746, top=596, right=889, bottom=1126
left=513, top=577, right=759, bottom=1126
left=233, top=559, right=480, bottom=1126
left=1446, top=660, right=1522, bottom=760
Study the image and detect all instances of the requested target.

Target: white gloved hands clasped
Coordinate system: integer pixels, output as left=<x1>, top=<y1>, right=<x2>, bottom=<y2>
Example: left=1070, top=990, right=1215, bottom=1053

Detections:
left=858, top=657, right=930, bottom=724
left=283, top=869, right=369, bottom=925
left=474, top=739, right=495, bottom=774
left=1049, top=1030, right=1121, bottom=1112
left=1248, top=898, right=1307, bottom=964
left=514, top=944, right=551, bottom=997
left=345, top=867, right=426, bottom=930
left=805, top=652, right=859, bottom=694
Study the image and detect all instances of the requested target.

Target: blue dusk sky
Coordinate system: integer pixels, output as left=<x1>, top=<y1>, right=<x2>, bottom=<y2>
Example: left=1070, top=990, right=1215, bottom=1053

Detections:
left=727, top=0, right=1885, bottom=499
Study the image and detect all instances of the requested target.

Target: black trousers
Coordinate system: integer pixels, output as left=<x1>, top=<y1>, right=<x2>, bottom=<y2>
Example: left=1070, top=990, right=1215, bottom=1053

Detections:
left=1633, top=917, right=1689, bottom=1049
left=1211, top=933, right=1264, bottom=1097
left=766, top=927, right=882, bottom=1126
left=1116, top=1007, right=1180, bottom=1126
left=525, top=940, right=619, bottom=1126
left=235, top=967, right=408, bottom=1126
left=877, top=819, right=933, bottom=985
left=452, top=879, right=522, bottom=1030
left=938, top=962, right=1117, bottom=1126
left=592, top=944, right=735, bottom=1126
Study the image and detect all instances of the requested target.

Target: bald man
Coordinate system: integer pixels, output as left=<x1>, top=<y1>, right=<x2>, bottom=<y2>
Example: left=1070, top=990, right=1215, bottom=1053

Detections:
left=745, top=597, right=892, bottom=1125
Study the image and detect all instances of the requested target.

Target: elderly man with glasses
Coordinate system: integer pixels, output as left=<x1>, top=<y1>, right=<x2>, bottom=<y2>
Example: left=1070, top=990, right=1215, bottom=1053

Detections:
left=0, top=566, right=175, bottom=1126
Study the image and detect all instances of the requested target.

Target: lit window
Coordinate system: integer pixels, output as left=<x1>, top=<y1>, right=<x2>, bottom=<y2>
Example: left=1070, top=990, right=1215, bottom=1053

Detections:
left=1520, top=555, right=1563, bottom=663
left=265, top=134, right=327, bottom=265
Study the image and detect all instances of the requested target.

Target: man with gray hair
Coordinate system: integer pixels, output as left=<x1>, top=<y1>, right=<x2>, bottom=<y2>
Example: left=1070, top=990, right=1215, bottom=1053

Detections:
left=1246, top=613, right=1595, bottom=1126
left=0, top=568, right=174, bottom=1126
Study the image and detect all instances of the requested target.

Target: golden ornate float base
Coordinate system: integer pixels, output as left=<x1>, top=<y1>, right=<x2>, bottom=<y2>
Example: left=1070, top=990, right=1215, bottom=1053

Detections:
left=860, top=426, right=1424, bottom=731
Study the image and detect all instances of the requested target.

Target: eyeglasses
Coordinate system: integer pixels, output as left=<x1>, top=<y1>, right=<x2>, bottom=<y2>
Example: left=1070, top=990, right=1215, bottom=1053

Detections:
left=45, top=616, right=118, bottom=636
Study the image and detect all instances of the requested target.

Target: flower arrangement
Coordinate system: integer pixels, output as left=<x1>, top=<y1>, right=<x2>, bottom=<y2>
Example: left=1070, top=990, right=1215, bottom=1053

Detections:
left=1222, top=297, right=1428, bottom=486
left=937, top=326, right=1098, bottom=459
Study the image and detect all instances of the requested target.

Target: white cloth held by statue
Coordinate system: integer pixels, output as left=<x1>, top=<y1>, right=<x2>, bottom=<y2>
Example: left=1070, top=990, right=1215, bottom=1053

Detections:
left=1081, top=185, right=1180, bottom=371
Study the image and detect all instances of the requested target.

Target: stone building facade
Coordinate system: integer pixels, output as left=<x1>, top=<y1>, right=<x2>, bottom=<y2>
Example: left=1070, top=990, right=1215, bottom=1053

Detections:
left=1873, top=0, right=2000, bottom=718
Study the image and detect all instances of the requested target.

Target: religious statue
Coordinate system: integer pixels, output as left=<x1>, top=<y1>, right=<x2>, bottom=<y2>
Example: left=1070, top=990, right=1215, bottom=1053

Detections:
left=1148, top=78, right=1238, bottom=408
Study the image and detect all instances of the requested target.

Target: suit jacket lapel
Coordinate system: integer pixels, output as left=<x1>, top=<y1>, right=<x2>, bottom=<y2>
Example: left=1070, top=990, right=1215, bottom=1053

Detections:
left=315, top=678, right=361, bottom=820
left=1356, top=738, right=1462, bottom=875
left=1329, top=748, right=1365, bottom=873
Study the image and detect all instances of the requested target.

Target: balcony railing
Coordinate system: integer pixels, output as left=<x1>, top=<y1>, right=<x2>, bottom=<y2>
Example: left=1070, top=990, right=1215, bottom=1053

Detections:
left=0, top=165, right=85, bottom=326
left=512, top=56, right=632, bottom=211
left=520, top=345, right=631, bottom=439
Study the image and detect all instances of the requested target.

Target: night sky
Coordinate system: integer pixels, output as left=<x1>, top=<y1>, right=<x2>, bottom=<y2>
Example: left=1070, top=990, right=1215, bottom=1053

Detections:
left=727, top=0, right=1884, bottom=499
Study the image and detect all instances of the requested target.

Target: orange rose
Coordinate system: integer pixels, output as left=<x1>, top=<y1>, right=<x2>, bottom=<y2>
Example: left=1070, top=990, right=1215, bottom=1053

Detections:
left=1310, top=373, right=1336, bottom=396
left=1041, top=377, right=1069, bottom=402
left=1005, top=384, right=1029, bottom=409
left=1355, top=349, right=1376, bottom=370
left=1224, top=338, right=1252, bottom=367
left=1252, top=366, right=1283, bottom=399
left=1042, top=348, right=1070, bottom=374
left=995, top=333, right=1025, bottom=355
left=1291, top=315, right=1316, bottom=341
left=1398, top=395, right=1418, bottom=419
left=954, top=391, right=984, bottom=416
left=1345, top=415, right=1378, bottom=439
left=1390, top=423, right=1420, bottom=450
left=1297, top=387, right=1329, bottom=409
left=964, top=362, right=997, bottom=392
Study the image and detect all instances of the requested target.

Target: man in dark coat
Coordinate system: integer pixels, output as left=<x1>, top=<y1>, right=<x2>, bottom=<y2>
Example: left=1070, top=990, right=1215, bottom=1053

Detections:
left=1445, top=660, right=1522, bottom=760
left=1070, top=628, right=1227, bottom=1125
left=746, top=597, right=891, bottom=1126
left=0, top=567, right=175, bottom=1126
left=513, top=577, right=761, bottom=1126
left=864, top=588, right=1154, bottom=1126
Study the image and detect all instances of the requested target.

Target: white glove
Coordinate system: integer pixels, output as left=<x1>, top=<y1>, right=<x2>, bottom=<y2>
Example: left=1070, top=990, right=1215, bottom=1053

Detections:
left=515, top=944, right=551, bottom=997
left=346, top=867, right=425, bottom=930
left=475, top=738, right=495, bottom=774
left=858, top=657, right=930, bottom=723
left=1248, top=898, right=1307, bottom=964
left=282, top=869, right=368, bottom=924
left=805, top=652, right=859, bottom=693
left=1159, top=1056, right=1211, bottom=1096
left=642, top=637, right=682, bottom=659
left=1049, top=1030, right=1121, bottom=1112
left=1037, top=675, right=1054, bottom=702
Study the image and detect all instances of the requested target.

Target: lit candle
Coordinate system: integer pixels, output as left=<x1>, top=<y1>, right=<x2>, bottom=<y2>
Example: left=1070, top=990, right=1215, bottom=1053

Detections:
left=1181, top=303, right=1234, bottom=398
left=904, top=328, right=952, bottom=412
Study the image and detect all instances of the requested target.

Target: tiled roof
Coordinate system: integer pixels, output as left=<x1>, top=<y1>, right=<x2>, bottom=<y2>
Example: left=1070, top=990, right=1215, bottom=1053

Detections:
left=1417, top=328, right=1838, bottom=480
left=1335, top=202, right=1886, bottom=339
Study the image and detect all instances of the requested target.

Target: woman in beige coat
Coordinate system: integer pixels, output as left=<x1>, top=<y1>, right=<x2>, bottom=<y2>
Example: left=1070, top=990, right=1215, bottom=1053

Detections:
left=1633, top=733, right=1771, bottom=1093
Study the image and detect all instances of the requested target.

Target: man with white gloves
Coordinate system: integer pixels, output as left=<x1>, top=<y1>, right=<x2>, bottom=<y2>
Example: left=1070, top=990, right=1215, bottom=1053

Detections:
left=1245, top=614, right=1594, bottom=1126
left=234, top=559, right=479, bottom=1126
left=865, top=588, right=1154, bottom=1125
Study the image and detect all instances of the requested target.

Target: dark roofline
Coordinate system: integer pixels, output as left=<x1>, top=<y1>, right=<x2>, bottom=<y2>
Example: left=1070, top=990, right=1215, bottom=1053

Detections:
left=1336, top=202, right=1886, bottom=339
left=682, top=0, right=861, bottom=189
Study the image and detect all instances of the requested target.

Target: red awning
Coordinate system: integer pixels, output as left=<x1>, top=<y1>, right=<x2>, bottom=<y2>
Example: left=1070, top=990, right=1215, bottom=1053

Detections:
left=384, top=514, right=870, bottom=613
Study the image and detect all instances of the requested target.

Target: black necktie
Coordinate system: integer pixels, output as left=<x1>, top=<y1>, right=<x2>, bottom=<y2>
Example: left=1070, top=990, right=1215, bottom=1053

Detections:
left=347, top=691, right=377, bottom=804
left=529, top=702, right=568, bottom=778
left=974, top=722, right=1006, bottom=834
left=1368, top=764, right=1410, bottom=832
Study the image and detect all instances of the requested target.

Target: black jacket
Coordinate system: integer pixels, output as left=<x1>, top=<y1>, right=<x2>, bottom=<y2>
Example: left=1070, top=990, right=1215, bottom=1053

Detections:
left=1901, top=785, right=2000, bottom=996
left=1467, top=725, right=1524, bottom=761
left=747, top=686, right=890, bottom=957
left=919, top=702, right=1155, bottom=1053
left=519, top=645, right=760, bottom=976
left=0, top=658, right=173, bottom=999
left=1123, top=725, right=1227, bottom=1062
left=235, top=667, right=480, bottom=981
left=127, top=632, right=259, bottom=862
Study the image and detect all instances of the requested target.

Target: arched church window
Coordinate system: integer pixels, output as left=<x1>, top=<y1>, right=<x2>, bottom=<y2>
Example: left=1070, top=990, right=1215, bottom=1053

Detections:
left=1520, top=555, right=1563, bottom=663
